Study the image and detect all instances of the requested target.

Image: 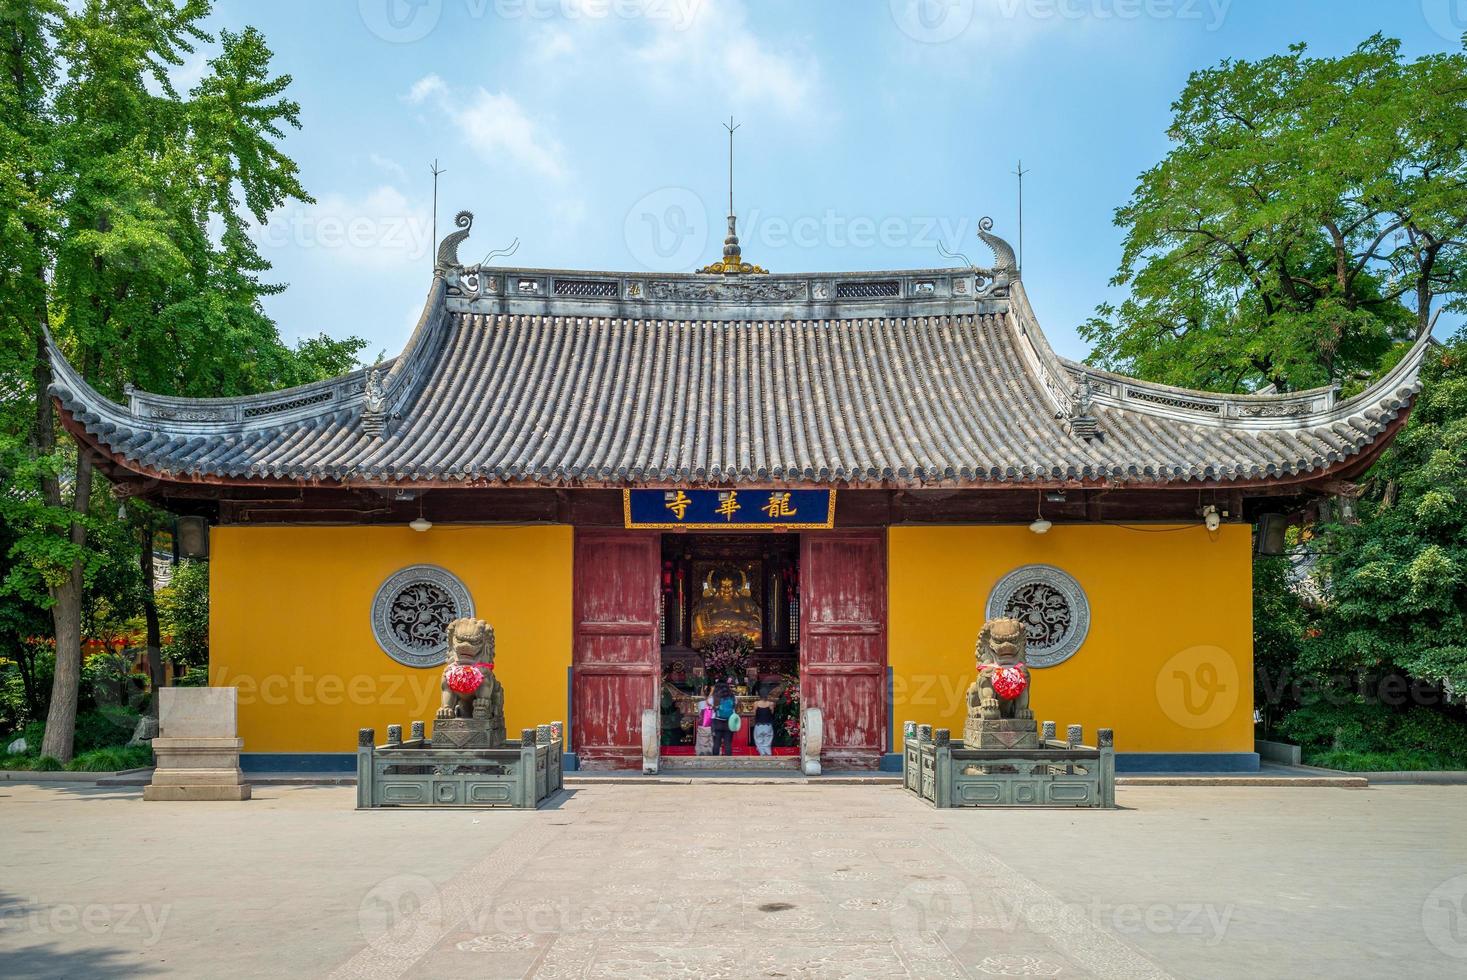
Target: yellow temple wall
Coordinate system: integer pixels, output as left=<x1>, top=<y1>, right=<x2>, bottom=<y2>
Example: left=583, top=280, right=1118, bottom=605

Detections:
left=888, top=524, right=1254, bottom=756
left=210, top=525, right=573, bottom=754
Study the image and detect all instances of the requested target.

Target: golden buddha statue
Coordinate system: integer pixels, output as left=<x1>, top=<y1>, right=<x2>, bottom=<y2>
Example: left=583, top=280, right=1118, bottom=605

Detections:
left=691, top=568, right=762, bottom=647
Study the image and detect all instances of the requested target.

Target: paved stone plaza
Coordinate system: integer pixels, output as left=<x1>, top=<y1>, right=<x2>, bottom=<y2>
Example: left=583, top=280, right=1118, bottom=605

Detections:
left=1, top=782, right=1464, bottom=978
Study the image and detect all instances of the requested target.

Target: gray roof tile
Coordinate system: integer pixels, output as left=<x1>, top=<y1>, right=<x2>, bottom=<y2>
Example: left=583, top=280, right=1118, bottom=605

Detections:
left=48, top=265, right=1430, bottom=490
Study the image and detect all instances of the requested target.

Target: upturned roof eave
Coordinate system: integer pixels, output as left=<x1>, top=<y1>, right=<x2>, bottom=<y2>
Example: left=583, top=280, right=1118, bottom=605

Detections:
left=43, top=210, right=1430, bottom=491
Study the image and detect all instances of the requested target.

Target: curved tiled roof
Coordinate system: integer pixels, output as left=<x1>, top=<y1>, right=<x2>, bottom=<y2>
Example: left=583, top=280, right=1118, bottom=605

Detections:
left=48, top=215, right=1429, bottom=490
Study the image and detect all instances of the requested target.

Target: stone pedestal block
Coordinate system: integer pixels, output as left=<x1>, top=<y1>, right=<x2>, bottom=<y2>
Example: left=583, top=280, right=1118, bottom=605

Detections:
left=963, top=716, right=1040, bottom=749
left=145, top=688, right=250, bottom=802
left=432, top=717, right=498, bottom=749
left=143, top=784, right=251, bottom=801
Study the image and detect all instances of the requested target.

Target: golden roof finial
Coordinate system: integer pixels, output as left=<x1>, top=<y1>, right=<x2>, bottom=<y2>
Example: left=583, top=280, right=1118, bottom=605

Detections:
left=699, top=115, right=766, bottom=275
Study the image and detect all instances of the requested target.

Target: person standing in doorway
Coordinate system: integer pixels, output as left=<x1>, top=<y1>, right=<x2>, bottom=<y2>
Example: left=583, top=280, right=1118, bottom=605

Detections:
left=695, top=685, right=714, bottom=756
left=711, top=682, right=736, bottom=757
left=752, top=693, right=776, bottom=756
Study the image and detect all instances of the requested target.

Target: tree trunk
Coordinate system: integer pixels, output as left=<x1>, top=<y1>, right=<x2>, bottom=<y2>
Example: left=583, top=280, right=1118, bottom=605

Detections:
left=140, top=512, right=165, bottom=719
left=39, top=450, right=93, bottom=763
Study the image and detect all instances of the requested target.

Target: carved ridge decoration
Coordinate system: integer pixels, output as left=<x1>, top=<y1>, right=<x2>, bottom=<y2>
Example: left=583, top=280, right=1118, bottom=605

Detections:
left=1124, top=387, right=1222, bottom=415
left=1237, top=402, right=1308, bottom=418
left=371, top=565, right=475, bottom=668
left=242, top=389, right=333, bottom=418
left=985, top=564, right=1090, bottom=668
left=649, top=279, right=808, bottom=302
left=148, top=407, right=228, bottom=422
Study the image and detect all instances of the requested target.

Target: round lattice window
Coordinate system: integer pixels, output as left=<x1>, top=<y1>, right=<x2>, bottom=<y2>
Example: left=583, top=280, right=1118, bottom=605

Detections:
left=985, top=564, right=1090, bottom=668
left=371, top=565, right=474, bottom=668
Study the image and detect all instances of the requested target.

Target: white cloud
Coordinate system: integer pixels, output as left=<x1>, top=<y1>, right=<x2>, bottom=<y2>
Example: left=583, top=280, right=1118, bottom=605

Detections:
left=537, top=0, right=821, bottom=118
left=368, top=153, right=409, bottom=183
left=171, top=49, right=209, bottom=92
left=403, top=76, right=569, bottom=183
left=405, top=73, right=447, bottom=105
left=455, top=89, right=568, bottom=181
left=529, top=26, right=577, bottom=63
left=633, top=3, right=819, bottom=116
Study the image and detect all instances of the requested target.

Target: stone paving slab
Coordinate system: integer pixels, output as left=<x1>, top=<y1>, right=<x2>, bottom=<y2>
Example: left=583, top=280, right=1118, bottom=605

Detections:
left=1, top=782, right=1464, bottom=978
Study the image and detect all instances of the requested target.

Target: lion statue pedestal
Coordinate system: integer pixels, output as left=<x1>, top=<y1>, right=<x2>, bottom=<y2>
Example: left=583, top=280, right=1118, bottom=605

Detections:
left=963, top=617, right=1039, bottom=750
left=431, top=617, right=506, bottom=749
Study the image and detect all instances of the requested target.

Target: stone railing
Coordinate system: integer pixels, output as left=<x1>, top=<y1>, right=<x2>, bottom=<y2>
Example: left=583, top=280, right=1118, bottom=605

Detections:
left=356, top=720, right=564, bottom=809
left=902, top=720, right=1116, bottom=808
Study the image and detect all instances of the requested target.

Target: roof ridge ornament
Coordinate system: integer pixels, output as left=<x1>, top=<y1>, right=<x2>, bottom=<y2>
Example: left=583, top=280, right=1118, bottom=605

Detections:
left=977, top=216, right=1019, bottom=282
left=435, top=210, right=474, bottom=272
left=1066, top=374, right=1100, bottom=442
left=362, top=366, right=387, bottom=439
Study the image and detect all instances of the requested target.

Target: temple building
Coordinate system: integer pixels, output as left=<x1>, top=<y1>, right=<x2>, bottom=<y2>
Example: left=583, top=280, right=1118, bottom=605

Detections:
left=48, top=210, right=1429, bottom=772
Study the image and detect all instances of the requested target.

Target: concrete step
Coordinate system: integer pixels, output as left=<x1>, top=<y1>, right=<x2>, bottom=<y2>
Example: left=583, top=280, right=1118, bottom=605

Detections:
left=661, top=755, right=800, bottom=771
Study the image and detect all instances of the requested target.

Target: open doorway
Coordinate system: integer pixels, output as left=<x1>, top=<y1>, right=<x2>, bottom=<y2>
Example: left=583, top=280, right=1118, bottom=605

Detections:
left=658, top=533, right=801, bottom=756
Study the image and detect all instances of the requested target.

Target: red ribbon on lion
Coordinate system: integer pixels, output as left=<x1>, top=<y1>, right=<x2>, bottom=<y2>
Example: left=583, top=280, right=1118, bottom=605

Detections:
left=979, top=663, right=1029, bottom=700
left=444, top=663, right=484, bottom=695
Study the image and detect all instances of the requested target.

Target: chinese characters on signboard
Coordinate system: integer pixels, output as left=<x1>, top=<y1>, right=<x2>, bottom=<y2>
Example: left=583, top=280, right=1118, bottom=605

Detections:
left=623, top=489, right=836, bottom=529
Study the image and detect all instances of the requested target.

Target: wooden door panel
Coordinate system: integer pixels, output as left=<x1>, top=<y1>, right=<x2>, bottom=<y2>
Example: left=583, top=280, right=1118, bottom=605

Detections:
left=802, top=535, right=885, bottom=630
left=803, top=673, right=885, bottom=758
left=801, top=531, right=887, bottom=769
left=573, top=530, right=659, bottom=769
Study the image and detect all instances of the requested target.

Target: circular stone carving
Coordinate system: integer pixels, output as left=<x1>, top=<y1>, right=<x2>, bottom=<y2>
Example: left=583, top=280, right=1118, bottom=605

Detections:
left=371, top=565, right=474, bottom=668
left=985, top=564, right=1090, bottom=668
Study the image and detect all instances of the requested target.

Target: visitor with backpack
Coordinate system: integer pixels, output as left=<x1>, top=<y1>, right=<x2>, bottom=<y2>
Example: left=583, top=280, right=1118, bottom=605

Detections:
left=711, top=682, right=737, bottom=756
left=694, top=685, right=714, bottom=756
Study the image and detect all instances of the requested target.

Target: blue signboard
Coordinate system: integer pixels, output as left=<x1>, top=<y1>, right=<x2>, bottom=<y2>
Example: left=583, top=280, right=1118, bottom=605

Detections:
left=623, top=489, right=836, bottom=529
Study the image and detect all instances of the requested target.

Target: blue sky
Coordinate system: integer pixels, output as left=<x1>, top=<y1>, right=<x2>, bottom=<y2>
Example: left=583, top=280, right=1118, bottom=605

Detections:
left=201, top=0, right=1465, bottom=363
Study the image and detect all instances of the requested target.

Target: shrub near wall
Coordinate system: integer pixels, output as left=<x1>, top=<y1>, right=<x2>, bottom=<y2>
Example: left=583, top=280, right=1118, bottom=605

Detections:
left=1279, top=694, right=1467, bottom=770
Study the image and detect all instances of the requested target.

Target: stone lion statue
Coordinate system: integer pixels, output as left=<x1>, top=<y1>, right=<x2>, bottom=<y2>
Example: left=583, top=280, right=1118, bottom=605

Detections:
left=435, top=618, right=506, bottom=744
left=966, top=617, right=1034, bottom=722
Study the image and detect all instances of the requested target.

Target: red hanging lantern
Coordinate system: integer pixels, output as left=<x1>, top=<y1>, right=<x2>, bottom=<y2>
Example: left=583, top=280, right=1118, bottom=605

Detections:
left=991, top=665, right=1028, bottom=700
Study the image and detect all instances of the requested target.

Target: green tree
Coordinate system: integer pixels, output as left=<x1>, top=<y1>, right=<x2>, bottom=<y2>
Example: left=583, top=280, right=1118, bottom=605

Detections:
left=1081, top=35, right=1466, bottom=393
left=0, top=0, right=363, bottom=760
left=158, top=558, right=208, bottom=673
left=1307, top=330, right=1467, bottom=694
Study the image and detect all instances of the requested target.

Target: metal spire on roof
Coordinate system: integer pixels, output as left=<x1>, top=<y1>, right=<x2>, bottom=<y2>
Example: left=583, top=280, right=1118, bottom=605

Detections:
left=1011, top=159, right=1029, bottom=273
left=726, top=114, right=738, bottom=218
left=430, top=159, right=446, bottom=270
left=700, top=115, right=766, bottom=274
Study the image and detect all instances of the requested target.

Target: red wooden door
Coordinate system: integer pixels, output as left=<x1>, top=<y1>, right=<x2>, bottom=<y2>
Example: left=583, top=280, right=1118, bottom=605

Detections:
left=572, top=530, right=660, bottom=769
left=800, top=531, right=887, bottom=770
